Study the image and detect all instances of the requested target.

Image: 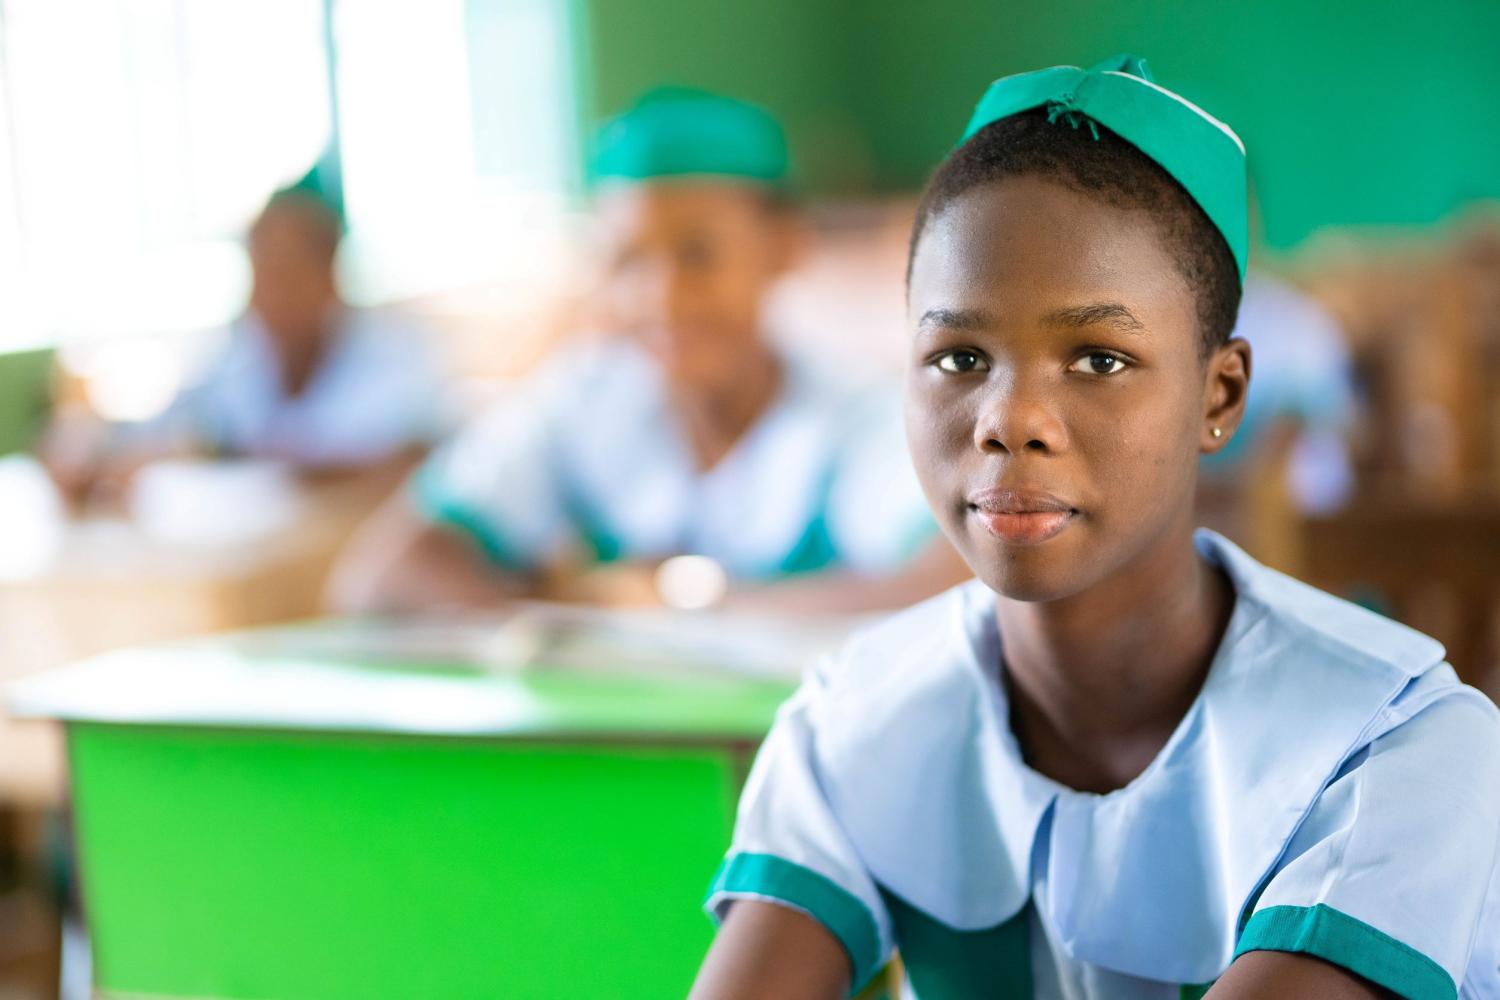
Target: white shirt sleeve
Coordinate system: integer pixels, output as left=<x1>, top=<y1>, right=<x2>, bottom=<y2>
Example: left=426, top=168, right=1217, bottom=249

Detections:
left=1237, top=679, right=1500, bottom=999
left=410, top=385, right=578, bottom=570
left=706, top=663, right=895, bottom=990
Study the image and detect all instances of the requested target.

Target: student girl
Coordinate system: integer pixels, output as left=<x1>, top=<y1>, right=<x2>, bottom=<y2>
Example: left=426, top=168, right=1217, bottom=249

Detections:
left=331, top=88, right=965, bottom=615
left=692, top=56, right=1500, bottom=1000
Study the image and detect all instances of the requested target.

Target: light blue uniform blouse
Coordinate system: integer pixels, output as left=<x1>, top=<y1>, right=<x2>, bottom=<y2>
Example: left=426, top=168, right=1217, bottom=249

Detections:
left=707, top=530, right=1500, bottom=999
left=159, top=308, right=443, bottom=466
left=414, top=339, right=937, bottom=581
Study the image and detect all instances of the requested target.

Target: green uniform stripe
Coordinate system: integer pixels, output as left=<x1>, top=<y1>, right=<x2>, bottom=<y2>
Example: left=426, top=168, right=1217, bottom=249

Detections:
left=410, top=468, right=528, bottom=570
left=707, top=853, right=882, bottom=992
left=880, top=890, right=1030, bottom=1000
left=1235, top=904, right=1455, bottom=1000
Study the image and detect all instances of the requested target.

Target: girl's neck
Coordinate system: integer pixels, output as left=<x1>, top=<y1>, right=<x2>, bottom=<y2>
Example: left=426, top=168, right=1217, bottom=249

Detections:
left=269, top=308, right=340, bottom=400
left=671, top=345, right=782, bottom=472
left=995, top=516, right=1235, bottom=793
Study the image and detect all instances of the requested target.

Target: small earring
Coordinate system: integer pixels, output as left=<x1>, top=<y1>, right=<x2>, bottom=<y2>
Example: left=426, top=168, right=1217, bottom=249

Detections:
left=1211, top=427, right=1223, bottom=439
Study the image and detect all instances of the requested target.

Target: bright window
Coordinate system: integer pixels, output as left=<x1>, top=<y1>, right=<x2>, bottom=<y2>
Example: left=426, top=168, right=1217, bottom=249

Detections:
left=0, top=0, right=578, bottom=357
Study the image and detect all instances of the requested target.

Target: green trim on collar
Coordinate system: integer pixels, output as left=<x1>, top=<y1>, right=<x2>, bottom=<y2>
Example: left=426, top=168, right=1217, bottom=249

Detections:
left=777, top=504, right=840, bottom=577
left=959, top=54, right=1248, bottom=282
left=1235, top=904, right=1456, bottom=1000
left=774, top=460, right=840, bottom=578
left=410, top=467, right=529, bottom=570
left=706, top=852, right=882, bottom=993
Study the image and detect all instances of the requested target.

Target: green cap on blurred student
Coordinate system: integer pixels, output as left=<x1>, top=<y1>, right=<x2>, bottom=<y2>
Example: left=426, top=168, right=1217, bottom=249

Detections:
left=589, top=87, right=791, bottom=189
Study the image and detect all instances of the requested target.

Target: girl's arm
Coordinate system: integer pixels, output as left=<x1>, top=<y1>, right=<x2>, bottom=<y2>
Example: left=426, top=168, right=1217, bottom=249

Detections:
left=1207, top=950, right=1393, bottom=998
left=325, top=489, right=533, bottom=614
left=689, top=900, right=851, bottom=1000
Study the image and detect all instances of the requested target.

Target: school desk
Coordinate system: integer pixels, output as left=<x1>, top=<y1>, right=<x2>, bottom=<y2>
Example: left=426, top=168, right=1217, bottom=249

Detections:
left=6, top=615, right=810, bottom=1000
left=0, top=471, right=393, bottom=808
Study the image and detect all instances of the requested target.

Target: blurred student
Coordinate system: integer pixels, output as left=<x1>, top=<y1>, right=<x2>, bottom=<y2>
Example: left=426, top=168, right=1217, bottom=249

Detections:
left=330, top=89, right=966, bottom=615
left=43, top=177, right=442, bottom=502
left=1198, top=191, right=1359, bottom=525
left=1216, top=275, right=1355, bottom=492
left=692, top=56, right=1500, bottom=999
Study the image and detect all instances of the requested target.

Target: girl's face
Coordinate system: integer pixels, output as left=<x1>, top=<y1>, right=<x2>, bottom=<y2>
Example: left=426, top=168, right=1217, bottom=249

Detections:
left=593, top=183, right=800, bottom=391
left=248, top=203, right=338, bottom=349
left=905, top=175, right=1247, bottom=602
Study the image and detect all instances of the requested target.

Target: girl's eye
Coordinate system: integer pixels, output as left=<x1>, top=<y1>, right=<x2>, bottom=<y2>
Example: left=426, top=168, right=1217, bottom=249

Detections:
left=1069, top=353, right=1129, bottom=376
left=935, top=350, right=989, bottom=374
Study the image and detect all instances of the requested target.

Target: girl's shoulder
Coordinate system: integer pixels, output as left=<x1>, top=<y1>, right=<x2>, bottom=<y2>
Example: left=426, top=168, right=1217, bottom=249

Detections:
left=789, top=532, right=1497, bottom=985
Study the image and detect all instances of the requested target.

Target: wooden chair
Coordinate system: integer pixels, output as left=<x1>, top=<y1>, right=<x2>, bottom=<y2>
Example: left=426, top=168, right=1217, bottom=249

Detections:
left=1296, top=500, right=1500, bottom=686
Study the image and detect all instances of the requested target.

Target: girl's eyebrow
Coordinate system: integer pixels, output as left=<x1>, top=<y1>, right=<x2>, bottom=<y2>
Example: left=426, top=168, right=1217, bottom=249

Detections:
left=918, top=307, right=992, bottom=333
left=1042, top=302, right=1146, bottom=334
left=917, top=302, right=1146, bottom=339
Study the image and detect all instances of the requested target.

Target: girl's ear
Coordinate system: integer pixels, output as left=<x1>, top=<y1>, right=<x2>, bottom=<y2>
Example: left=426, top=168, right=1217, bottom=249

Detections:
left=1201, top=337, right=1251, bottom=454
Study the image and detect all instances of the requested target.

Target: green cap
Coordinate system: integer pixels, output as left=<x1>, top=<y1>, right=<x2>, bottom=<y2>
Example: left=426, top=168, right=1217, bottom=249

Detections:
left=960, top=55, right=1248, bottom=281
left=589, top=87, right=790, bottom=189
left=274, top=155, right=347, bottom=232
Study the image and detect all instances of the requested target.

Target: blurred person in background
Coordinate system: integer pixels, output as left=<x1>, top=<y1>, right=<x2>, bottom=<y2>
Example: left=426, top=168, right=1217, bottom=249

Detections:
left=1196, top=188, right=1360, bottom=548
left=41, top=175, right=444, bottom=505
left=330, top=88, right=967, bottom=616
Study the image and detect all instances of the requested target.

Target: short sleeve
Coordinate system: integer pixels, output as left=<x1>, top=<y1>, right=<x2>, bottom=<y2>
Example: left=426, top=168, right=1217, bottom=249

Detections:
left=294, top=317, right=449, bottom=464
left=1235, top=688, right=1500, bottom=1000
left=410, top=387, right=577, bottom=571
left=706, top=671, right=894, bottom=991
left=824, top=393, right=939, bottom=573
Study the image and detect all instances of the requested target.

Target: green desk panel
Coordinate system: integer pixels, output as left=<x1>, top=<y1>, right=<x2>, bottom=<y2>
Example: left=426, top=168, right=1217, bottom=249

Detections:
left=70, top=723, right=743, bottom=1000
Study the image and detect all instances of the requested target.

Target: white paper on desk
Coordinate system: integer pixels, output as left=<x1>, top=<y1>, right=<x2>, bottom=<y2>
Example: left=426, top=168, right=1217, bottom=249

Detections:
left=0, top=454, right=65, bottom=580
left=5, top=649, right=548, bottom=735
left=502, top=604, right=868, bottom=682
left=248, top=604, right=870, bottom=683
left=128, top=459, right=304, bottom=547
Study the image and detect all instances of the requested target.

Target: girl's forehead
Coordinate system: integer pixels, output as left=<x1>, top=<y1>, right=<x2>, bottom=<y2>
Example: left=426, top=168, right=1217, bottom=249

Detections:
left=908, top=180, right=1195, bottom=328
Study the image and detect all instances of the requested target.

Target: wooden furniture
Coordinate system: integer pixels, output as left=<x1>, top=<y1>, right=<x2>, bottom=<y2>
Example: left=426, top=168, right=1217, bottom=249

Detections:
left=0, top=805, right=60, bottom=1000
left=1296, top=499, right=1500, bottom=686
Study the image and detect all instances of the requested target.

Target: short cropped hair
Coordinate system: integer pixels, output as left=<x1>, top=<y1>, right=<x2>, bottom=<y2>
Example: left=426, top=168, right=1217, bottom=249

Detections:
left=909, top=108, right=1241, bottom=356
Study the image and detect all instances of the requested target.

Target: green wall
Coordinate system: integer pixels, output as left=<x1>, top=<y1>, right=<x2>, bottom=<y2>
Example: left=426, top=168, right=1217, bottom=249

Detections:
left=569, top=0, right=867, bottom=191
left=572, top=0, right=1500, bottom=249
left=0, top=348, right=53, bottom=455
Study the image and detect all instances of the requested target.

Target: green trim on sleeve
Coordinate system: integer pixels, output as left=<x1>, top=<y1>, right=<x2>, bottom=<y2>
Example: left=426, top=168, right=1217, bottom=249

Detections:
left=409, top=466, right=529, bottom=570
left=1235, top=904, right=1456, bottom=1000
left=706, top=852, right=882, bottom=992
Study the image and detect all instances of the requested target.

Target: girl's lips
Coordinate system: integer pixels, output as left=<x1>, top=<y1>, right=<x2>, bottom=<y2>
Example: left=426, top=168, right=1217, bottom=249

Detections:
left=965, top=490, right=1079, bottom=545
left=970, top=508, right=1076, bottom=545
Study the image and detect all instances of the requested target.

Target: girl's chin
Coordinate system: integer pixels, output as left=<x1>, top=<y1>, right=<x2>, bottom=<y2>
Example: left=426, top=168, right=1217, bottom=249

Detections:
left=968, top=541, right=1091, bottom=604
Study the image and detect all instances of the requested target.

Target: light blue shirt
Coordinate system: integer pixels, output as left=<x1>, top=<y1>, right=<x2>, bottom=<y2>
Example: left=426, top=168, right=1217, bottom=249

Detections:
left=413, top=339, right=937, bottom=581
left=157, top=308, right=443, bottom=467
left=707, top=530, right=1500, bottom=999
